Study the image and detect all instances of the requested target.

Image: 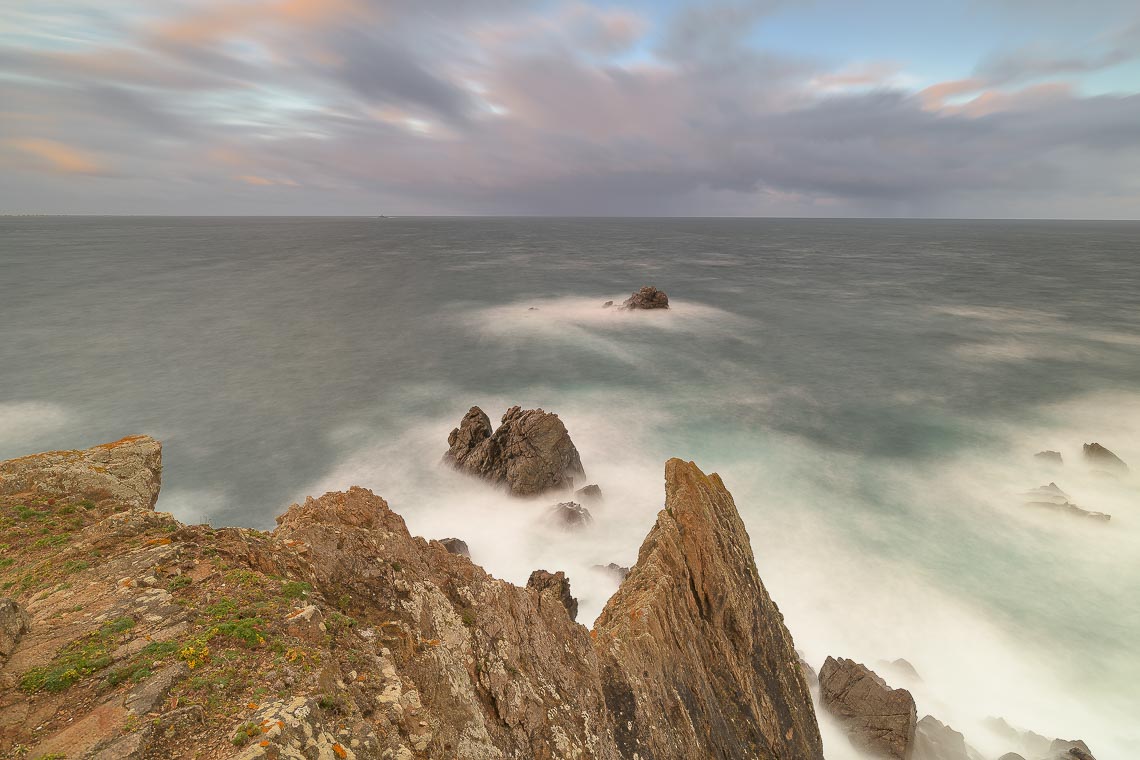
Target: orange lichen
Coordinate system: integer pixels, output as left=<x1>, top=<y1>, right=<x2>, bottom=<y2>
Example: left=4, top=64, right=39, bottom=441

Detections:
left=332, top=744, right=347, bottom=758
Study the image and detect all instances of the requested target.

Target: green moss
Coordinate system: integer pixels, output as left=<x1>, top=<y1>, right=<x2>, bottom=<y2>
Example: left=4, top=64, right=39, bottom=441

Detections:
left=281, top=581, right=311, bottom=600
left=20, top=617, right=135, bottom=693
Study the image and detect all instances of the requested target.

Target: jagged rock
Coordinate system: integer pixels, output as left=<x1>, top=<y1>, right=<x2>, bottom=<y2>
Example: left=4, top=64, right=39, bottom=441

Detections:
left=437, top=537, right=470, bottom=557
left=913, top=715, right=982, bottom=760
left=594, top=459, right=823, bottom=759
left=1082, top=443, right=1128, bottom=474
left=592, top=563, right=630, bottom=583
left=819, top=657, right=917, bottom=760
left=443, top=406, right=586, bottom=496
left=1035, top=451, right=1063, bottom=465
left=0, top=598, right=30, bottom=659
left=984, top=717, right=1052, bottom=759
left=0, top=434, right=161, bottom=509
left=797, top=651, right=818, bottom=689
left=527, top=570, right=578, bottom=622
left=1023, top=483, right=1110, bottom=521
left=1048, top=739, right=1096, bottom=760
left=550, top=501, right=593, bottom=529
left=575, top=483, right=603, bottom=503
left=621, top=285, right=669, bottom=310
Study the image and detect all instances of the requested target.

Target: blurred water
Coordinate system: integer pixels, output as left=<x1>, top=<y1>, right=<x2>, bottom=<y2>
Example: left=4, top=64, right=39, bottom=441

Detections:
left=2, top=217, right=1138, bottom=757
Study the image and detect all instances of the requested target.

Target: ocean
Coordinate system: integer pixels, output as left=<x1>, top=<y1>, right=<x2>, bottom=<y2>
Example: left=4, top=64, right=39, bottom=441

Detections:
left=2, top=216, right=1138, bottom=758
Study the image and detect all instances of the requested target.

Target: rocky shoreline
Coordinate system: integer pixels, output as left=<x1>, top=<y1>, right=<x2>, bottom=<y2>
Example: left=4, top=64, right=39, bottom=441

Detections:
left=0, top=417, right=1101, bottom=760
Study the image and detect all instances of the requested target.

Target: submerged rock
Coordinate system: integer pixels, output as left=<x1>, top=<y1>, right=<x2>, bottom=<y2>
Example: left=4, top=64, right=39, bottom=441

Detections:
left=0, top=434, right=161, bottom=510
left=550, top=501, right=593, bottom=529
left=1082, top=443, right=1128, bottom=474
left=443, top=405, right=586, bottom=496
left=621, top=285, right=669, bottom=310
left=575, top=483, right=603, bottom=503
left=437, top=537, right=470, bottom=557
left=1023, top=483, right=1110, bottom=521
left=527, top=569, right=578, bottom=622
left=592, top=563, right=630, bottom=583
left=594, top=459, right=824, bottom=760
left=1035, top=451, right=1063, bottom=465
left=602, top=300, right=614, bottom=308
left=913, top=715, right=982, bottom=760
left=819, top=657, right=917, bottom=760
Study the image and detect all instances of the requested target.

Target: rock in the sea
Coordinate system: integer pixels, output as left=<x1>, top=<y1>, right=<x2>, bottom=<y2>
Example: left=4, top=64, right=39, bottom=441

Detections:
left=1023, top=483, right=1110, bottom=521
left=913, top=715, right=982, bottom=760
left=437, top=537, right=470, bottom=557
left=550, top=501, right=593, bottom=529
left=1048, top=739, right=1096, bottom=760
left=0, top=434, right=161, bottom=510
left=621, top=285, right=669, bottom=310
left=443, top=405, right=586, bottom=496
left=0, top=597, right=31, bottom=660
left=602, top=300, right=614, bottom=308
left=575, top=483, right=603, bottom=503
left=1082, top=443, right=1128, bottom=474
left=819, top=656, right=917, bottom=760
left=594, top=459, right=824, bottom=760
left=1035, top=451, right=1063, bottom=465
left=997, top=755, right=1027, bottom=760
left=527, top=569, right=578, bottom=622
left=592, top=563, right=630, bottom=583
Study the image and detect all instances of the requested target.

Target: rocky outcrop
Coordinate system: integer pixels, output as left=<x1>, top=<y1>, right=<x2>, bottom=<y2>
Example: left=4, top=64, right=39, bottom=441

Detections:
left=1082, top=443, right=1128, bottom=474
left=819, top=657, right=917, bottom=760
left=550, top=500, right=593, bottom=528
left=443, top=406, right=586, bottom=496
left=1023, top=483, right=1110, bottom=521
left=593, top=459, right=823, bottom=759
left=0, top=434, right=161, bottom=510
left=592, top=563, right=630, bottom=583
left=436, top=537, right=470, bottom=557
left=1034, top=451, right=1063, bottom=465
left=575, top=483, right=603, bottom=503
left=621, top=285, right=669, bottom=310
left=1, top=440, right=825, bottom=760
left=913, top=716, right=981, bottom=760
left=0, top=599, right=30, bottom=661
left=527, top=569, right=578, bottom=622
left=1048, top=739, right=1096, bottom=760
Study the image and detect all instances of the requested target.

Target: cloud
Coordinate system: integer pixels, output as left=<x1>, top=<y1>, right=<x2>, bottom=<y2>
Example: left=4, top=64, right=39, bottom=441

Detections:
left=1, top=0, right=1139, bottom=216
left=4, top=138, right=107, bottom=175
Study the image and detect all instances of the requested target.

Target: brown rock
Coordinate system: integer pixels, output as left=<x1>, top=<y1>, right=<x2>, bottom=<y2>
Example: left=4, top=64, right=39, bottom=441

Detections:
left=0, top=434, right=161, bottom=509
left=575, top=483, right=603, bottom=503
left=1082, top=443, right=1128, bottom=474
left=444, top=406, right=586, bottom=496
left=621, top=285, right=669, bottom=310
left=0, top=598, right=30, bottom=660
left=550, top=501, right=593, bottom=529
left=437, top=537, right=470, bottom=557
left=913, top=715, right=981, bottom=760
left=593, top=458, right=823, bottom=760
left=819, top=656, right=917, bottom=759
left=527, top=570, right=578, bottom=622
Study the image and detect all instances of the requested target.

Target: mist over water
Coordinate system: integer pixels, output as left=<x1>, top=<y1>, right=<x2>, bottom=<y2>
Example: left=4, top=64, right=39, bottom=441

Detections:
left=2, top=217, right=1138, bottom=758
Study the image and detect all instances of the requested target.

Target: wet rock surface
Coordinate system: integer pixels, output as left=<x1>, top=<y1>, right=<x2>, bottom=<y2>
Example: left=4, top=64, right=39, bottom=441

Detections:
left=819, top=656, right=917, bottom=759
left=443, top=405, right=586, bottom=495
left=1082, top=442, right=1128, bottom=474
left=621, top=285, right=669, bottom=310
left=550, top=500, right=594, bottom=528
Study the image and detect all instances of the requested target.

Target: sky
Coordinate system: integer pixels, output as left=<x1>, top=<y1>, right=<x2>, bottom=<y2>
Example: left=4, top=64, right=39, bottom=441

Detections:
left=1, top=0, right=1139, bottom=217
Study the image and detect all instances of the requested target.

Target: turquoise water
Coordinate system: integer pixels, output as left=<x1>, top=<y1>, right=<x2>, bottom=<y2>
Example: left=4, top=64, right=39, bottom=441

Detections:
left=2, top=217, right=1138, bottom=757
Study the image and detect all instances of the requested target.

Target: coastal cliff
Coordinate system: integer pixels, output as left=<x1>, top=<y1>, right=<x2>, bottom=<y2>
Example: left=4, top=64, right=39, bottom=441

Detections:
left=0, top=437, right=821, bottom=759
